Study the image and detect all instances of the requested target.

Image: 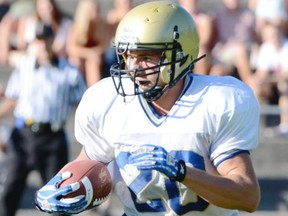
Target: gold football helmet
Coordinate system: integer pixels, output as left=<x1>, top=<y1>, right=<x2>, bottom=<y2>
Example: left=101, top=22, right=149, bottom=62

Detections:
left=110, top=1, right=200, bottom=101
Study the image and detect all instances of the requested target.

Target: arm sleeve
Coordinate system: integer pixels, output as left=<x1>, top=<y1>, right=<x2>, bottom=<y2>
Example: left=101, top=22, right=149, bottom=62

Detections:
left=74, top=85, right=115, bottom=164
left=209, top=84, right=260, bottom=167
left=65, top=66, right=87, bottom=105
left=5, top=68, right=20, bottom=99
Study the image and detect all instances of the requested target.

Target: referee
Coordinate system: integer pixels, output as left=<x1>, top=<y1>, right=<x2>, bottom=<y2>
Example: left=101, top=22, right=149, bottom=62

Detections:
left=0, top=22, right=87, bottom=216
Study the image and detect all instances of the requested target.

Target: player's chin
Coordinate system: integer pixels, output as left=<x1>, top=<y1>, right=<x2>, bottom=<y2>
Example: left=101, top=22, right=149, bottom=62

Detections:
left=138, top=82, right=156, bottom=91
left=139, top=86, right=153, bottom=92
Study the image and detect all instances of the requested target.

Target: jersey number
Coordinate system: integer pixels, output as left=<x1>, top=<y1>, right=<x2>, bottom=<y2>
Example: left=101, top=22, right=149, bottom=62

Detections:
left=117, top=151, right=209, bottom=215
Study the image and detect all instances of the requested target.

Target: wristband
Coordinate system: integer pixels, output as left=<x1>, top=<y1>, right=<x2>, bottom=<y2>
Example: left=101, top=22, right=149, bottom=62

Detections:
left=170, top=160, right=186, bottom=182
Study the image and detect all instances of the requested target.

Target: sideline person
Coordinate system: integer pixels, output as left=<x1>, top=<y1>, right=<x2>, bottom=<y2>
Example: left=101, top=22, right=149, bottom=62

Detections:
left=0, top=22, right=86, bottom=216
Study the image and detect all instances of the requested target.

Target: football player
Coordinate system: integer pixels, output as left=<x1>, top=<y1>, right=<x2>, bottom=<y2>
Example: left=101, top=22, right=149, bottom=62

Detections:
left=34, top=1, right=260, bottom=215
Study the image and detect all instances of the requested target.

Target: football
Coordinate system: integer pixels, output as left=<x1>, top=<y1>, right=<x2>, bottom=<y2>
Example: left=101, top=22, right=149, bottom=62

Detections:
left=58, top=160, right=112, bottom=210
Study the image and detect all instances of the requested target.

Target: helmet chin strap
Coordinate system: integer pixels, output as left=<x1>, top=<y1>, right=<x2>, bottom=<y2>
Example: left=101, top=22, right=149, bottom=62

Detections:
left=143, top=86, right=164, bottom=102
left=143, top=54, right=206, bottom=102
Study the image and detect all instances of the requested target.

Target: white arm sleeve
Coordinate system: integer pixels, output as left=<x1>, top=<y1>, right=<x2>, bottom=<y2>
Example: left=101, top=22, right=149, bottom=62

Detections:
left=74, top=82, right=115, bottom=163
left=209, top=81, right=260, bottom=167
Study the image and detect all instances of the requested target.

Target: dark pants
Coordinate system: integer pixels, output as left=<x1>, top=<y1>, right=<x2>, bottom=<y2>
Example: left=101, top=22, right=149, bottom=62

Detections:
left=0, top=126, right=69, bottom=216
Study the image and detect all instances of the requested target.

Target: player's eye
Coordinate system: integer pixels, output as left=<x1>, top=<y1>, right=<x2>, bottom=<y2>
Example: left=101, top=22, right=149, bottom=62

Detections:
left=127, top=54, right=157, bottom=62
left=142, top=56, right=153, bottom=62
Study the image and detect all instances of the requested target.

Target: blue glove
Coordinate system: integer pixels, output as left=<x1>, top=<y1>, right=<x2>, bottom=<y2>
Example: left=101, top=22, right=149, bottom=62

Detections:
left=128, top=144, right=186, bottom=182
left=34, top=171, right=88, bottom=214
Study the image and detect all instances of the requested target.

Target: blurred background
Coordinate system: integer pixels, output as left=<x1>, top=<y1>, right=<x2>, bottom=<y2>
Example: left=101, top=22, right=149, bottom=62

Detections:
left=0, top=0, right=288, bottom=215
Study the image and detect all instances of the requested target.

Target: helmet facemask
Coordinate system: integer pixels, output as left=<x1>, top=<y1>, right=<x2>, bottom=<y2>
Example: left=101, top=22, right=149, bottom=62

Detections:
left=110, top=1, right=200, bottom=102
left=110, top=30, right=190, bottom=102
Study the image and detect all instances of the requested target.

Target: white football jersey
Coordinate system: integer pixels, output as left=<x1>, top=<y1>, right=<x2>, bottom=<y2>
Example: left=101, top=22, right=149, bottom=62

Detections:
left=75, top=74, right=259, bottom=216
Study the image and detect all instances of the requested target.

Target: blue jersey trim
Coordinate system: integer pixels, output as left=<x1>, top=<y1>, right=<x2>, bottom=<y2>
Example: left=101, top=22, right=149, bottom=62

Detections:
left=138, top=95, right=167, bottom=127
left=215, top=150, right=250, bottom=167
left=183, top=74, right=193, bottom=96
left=138, top=75, right=194, bottom=127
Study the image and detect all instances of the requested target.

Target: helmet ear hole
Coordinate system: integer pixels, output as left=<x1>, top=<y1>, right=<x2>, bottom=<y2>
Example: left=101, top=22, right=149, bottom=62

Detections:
left=176, top=51, right=185, bottom=60
left=179, top=54, right=188, bottom=67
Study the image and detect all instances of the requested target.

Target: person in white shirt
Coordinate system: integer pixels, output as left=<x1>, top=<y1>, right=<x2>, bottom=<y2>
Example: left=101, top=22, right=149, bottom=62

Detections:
left=0, top=21, right=86, bottom=216
left=253, top=23, right=288, bottom=136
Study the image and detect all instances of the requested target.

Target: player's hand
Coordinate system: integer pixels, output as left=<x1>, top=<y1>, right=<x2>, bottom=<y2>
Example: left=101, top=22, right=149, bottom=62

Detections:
left=34, top=171, right=88, bottom=214
left=128, top=144, right=186, bottom=182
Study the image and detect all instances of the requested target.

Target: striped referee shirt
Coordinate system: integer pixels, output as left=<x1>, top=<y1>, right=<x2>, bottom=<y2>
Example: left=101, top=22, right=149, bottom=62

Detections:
left=5, top=56, right=87, bottom=126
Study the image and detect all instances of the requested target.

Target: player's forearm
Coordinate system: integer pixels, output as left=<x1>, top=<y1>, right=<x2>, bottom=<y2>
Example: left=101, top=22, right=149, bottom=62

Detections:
left=182, top=167, right=260, bottom=212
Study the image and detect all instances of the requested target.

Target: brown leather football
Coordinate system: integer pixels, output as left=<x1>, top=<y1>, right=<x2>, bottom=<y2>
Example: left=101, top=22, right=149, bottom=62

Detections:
left=58, top=160, right=112, bottom=210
